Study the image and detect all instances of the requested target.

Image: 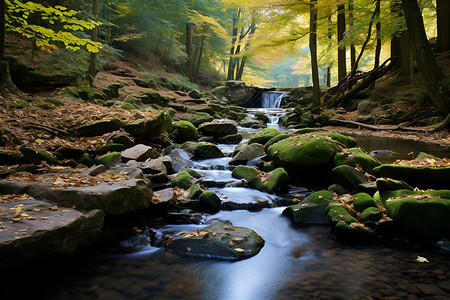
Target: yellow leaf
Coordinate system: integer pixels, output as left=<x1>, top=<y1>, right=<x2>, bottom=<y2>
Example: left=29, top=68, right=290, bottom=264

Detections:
left=234, top=248, right=244, bottom=253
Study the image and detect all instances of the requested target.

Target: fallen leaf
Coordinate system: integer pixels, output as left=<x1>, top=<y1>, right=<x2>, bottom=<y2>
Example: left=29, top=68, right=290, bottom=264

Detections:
left=42, top=216, right=48, bottom=220
left=415, top=256, right=429, bottom=263
left=229, top=241, right=234, bottom=247
left=184, top=234, right=195, bottom=238
left=234, top=248, right=244, bottom=253
left=49, top=206, right=58, bottom=211
left=186, top=247, right=191, bottom=252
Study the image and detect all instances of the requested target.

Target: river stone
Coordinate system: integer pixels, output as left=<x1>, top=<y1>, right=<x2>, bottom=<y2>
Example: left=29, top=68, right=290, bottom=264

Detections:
left=151, top=188, right=176, bottom=209
left=373, top=164, right=450, bottom=189
left=20, top=147, right=60, bottom=165
left=181, top=168, right=203, bottom=179
left=97, top=152, right=120, bottom=168
left=334, top=148, right=381, bottom=174
left=283, top=191, right=334, bottom=224
left=96, top=143, right=125, bottom=155
left=327, top=183, right=348, bottom=195
left=198, top=121, right=237, bottom=138
left=0, top=167, right=153, bottom=215
left=198, top=191, right=221, bottom=213
left=56, top=146, right=85, bottom=160
left=188, top=113, right=214, bottom=127
left=188, top=89, right=202, bottom=99
left=77, top=153, right=95, bottom=167
left=353, top=192, right=377, bottom=212
left=332, top=165, right=369, bottom=191
left=78, top=118, right=122, bottom=137
left=231, top=165, right=289, bottom=194
left=105, top=132, right=135, bottom=148
left=170, top=171, right=195, bottom=189
left=0, top=199, right=104, bottom=266
left=376, top=178, right=413, bottom=191
left=264, top=134, right=291, bottom=152
left=216, top=133, right=243, bottom=144
left=187, top=184, right=204, bottom=199
left=385, top=193, right=450, bottom=239
left=333, top=221, right=377, bottom=241
left=164, top=222, right=265, bottom=260
left=181, top=141, right=224, bottom=159
left=123, top=110, right=173, bottom=140
left=327, top=206, right=359, bottom=226
left=267, top=132, right=356, bottom=171
left=172, top=120, right=198, bottom=143
left=125, top=158, right=168, bottom=174
left=248, top=128, right=283, bottom=145
left=121, top=144, right=156, bottom=162
left=360, top=207, right=383, bottom=222
left=229, top=143, right=266, bottom=165
left=168, top=149, right=195, bottom=173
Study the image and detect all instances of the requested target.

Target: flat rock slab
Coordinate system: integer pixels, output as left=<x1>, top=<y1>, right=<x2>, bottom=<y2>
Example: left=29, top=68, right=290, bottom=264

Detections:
left=165, top=222, right=265, bottom=260
left=121, top=144, right=155, bottom=161
left=0, top=200, right=104, bottom=266
left=0, top=168, right=153, bottom=216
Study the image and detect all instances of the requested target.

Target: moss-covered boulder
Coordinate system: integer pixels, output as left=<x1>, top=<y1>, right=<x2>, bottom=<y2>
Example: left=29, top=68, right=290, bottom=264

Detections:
left=96, top=143, right=125, bottom=155
left=217, top=133, right=243, bottom=144
left=229, top=143, right=266, bottom=166
left=0, top=151, right=24, bottom=165
left=327, top=184, right=348, bottom=195
left=332, top=165, right=369, bottom=191
left=333, top=222, right=377, bottom=241
left=373, top=164, right=450, bottom=188
left=20, top=147, right=60, bottom=165
left=353, top=192, right=377, bottom=212
left=170, top=171, right=195, bottom=189
left=263, top=134, right=290, bottom=152
left=198, top=121, right=237, bottom=138
left=385, top=193, right=450, bottom=239
left=0, top=128, right=22, bottom=146
left=165, top=222, right=265, bottom=260
left=327, top=206, right=359, bottom=226
left=231, top=165, right=289, bottom=194
left=248, top=128, right=282, bottom=145
left=124, top=110, right=173, bottom=139
left=283, top=191, right=334, bottom=224
left=172, top=120, right=198, bottom=143
left=360, top=207, right=383, bottom=222
left=188, top=89, right=202, bottom=99
left=181, top=168, right=203, bottom=179
left=105, top=132, right=134, bottom=148
left=254, top=113, right=269, bottom=123
left=97, top=152, right=120, bottom=168
left=334, top=148, right=381, bottom=174
left=78, top=118, right=122, bottom=137
left=188, top=113, right=215, bottom=127
left=181, top=141, right=224, bottom=160
left=376, top=178, right=414, bottom=191
left=198, top=192, right=221, bottom=213
left=55, top=147, right=85, bottom=160
left=267, top=132, right=356, bottom=172
left=77, top=153, right=95, bottom=167
left=187, top=184, right=204, bottom=199
left=193, top=107, right=216, bottom=117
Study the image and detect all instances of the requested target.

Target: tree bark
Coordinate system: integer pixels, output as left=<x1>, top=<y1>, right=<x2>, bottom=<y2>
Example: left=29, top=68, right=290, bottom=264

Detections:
left=337, top=3, right=346, bottom=83
left=348, top=0, right=356, bottom=70
left=88, top=0, right=99, bottom=85
left=310, top=0, right=320, bottom=110
left=0, top=0, right=5, bottom=62
left=236, top=20, right=256, bottom=81
left=371, top=0, right=381, bottom=90
left=227, top=9, right=240, bottom=80
left=402, top=0, right=450, bottom=115
left=390, top=0, right=410, bottom=76
left=436, top=0, right=450, bottom=51
left=185, top=23, right=194, bottom=82
left=194, top=35, right=205, bottom=79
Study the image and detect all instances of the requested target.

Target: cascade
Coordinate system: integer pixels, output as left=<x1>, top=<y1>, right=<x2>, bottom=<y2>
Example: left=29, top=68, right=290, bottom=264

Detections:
left=260, top=91, right=285, bottom=108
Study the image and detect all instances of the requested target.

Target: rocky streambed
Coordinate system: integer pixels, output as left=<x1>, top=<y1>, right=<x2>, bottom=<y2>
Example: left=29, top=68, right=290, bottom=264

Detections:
left=1, top=100, right=450, bottom=299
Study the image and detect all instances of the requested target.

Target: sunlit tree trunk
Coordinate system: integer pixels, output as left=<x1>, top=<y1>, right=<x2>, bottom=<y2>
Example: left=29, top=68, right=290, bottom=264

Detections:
left=236, top=21, right=256, bottom=81
left=337, top=3, right=346, bottom=83
left=310, top=0, right=320, bottom=110
left=185, top=23, right=194, bottom=82
left=227, top=9, right=240, bottom=80
left=348, top=0, right=356, bottom=69
left=390, top=0, right=410, bottom=76
left=402, top=0, right=450, bottom=115
left=0, top=0, right=4, bottom=62
left=371, top=0, right=381, bottom=90
left=88, top=0, right=98, bottom=85
left=194, top=35, right=205, bottom=79
left=436, top=0, right=450, bottom=51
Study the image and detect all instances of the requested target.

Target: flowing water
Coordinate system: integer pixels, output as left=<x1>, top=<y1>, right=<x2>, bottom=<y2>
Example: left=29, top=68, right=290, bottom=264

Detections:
left=4, top=109, right=450, bottom=300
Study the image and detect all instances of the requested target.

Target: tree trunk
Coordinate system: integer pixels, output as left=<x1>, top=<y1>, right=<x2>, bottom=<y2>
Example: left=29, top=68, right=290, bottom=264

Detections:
left=390, top=0, right=410, bottom=76
left=436, top=0, right=450, bottom=51
left=0, top=0, right=5, bottom=62
left=371, top=0, right=381, bottom=90
left=227, top=9, right=240, bottom=80
left=88, top=0, right=99, bottom=85
left=402, top=0, right=450, bottom=115
left=194, top=35, right=205, bottom=79
left=236, top=21, right=256, bottom=81
left=337, top=3, right=346, bottom=83
left=348, top=0, right=356, bottom=69
left=310, top=0, right=320, bottom=110
left=185, top=23, right=194, bottom=82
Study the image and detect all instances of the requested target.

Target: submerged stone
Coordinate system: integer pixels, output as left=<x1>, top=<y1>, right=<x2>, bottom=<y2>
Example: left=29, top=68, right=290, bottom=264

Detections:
left=283, top=191, right=334, bottom=224
left=165, top=222, right=265, bottom=260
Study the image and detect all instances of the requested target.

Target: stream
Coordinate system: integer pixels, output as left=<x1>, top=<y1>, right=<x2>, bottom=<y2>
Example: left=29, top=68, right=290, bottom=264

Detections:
left=4, top=108, right=450, bottom=300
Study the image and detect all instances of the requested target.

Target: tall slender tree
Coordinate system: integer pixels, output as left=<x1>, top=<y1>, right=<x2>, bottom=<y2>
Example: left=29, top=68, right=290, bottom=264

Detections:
left=310, top=0, right=320, bottom=109
left=402, top=0, right=450, bottom=115
left=436, top=0, right=450, bottom=51
left=337, top=2, right=346, bottom=82
left=0, top=0, right=5, bottom=62
left=88, top=0, right=99, bottom=84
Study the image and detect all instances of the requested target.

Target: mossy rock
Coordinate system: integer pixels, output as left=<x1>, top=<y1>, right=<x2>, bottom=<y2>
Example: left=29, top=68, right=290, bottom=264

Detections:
left=192, top=107, right=216, bottom=117
left=77, top=153, right=95, bottom=167
left=188, top=113, right=214, bottom=127
left=332, top=165, right=369, bottom=191
left=333, top=221, right=377, bottom=241
left=20, top=147, right=60, bottom=165
left=10, top=100, right=30, bottom=109
left=198, top=121, right=237, bottom=138
left=262, top=168, right=290, bottom=194
left=76, top=86, right=95, bottom=102
left=172, top=121, right=198, bottom=143
left=97, top=152, right=120, bottom=169
left=327, top=184, right=348, bottom=195
left=106, top=132, right=134, bottom=148
left=181, top=168, right=203, bottom=179
left=96, top=143, right=125, bottom=155
left=0, top=128, right=22, bottom=146
left=208, top=103, right=230, bottom=116
left=56, top=147, right=85, bottom=160
left=360, top=207, right=383, bottom=222
left=373, top=164, right=450, bottom=188
left=187, top=184, right=204, bottom=199
left=217, top=133, right=243, bottom=144
left=120, top=102, right=137, bottom=110
left=229, top=143, right=265, bottom=166
left=334, top=148, right=381, bottom=174
left=164, top=222, right=265, bottom=260
left=231, top=165, right=260, bottom=182
left=43, top=98, right=64, bottom=107
left=184, top=99, right=206, bottom=104
left=231, top=166, right=289, bottom=194
left=283, top=191, right=334, bottom=224
left=181, top=142, right=224, bottom=159
left=124, top=110, right=173, bottom=139
left=327, top=206, right=358, bottom=226
left=36, top=103, right=55, bottom=110
left=264, top=134, right=290, bottom=152
left=248, top=128, right=283, bottom=145
left=376, top=178, right=413, bottom=191
left=188, top=89, right=202, bottom=99
left=290, top=128, right=321, bottom=135
left=267, top=132, right=355, bottom=171
left=78, top=118, right=122, bottom=137
left=198, top=192, right=221, bottom=213
left=170, top=171, right=195, bottom=189
left=254, top=113, right=269, bottom=123
left=385, top=194, right=450, bottom=239
left=415, top=152, right=443, bottom=161
left=150, top=172, right=170, bottom=184
left=140, top=91, right=170, bottom=106
left=228, top=111, right=247, bottom=122
left=353, top=192, right=377, bottom=212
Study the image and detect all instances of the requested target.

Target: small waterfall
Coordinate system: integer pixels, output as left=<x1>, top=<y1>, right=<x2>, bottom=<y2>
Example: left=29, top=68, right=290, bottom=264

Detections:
left=261, top=91, right=285, bottom=108
left=268, top=115, right=280, bottom=125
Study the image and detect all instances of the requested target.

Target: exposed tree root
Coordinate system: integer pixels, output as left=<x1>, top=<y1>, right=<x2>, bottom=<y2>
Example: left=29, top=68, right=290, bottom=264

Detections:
left=329, top=119, right=429, bottom=132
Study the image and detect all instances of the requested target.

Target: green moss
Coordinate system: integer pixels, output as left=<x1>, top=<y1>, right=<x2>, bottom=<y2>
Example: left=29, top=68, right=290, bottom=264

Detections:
left=334, top=148, right=381, bottom=174
left=96, top=143, right=125, bottom=155
left=43, top=98, right=64, bottom=107
left=376, top=178, right=413, bottom=191
left=248, top=128, right=283, bottom=145
left=360, top=207, right=383, bottom=222
left=187, top=184, right=204, bottom=199
left=172, top=120, right=198, bottom=142
left=170, top=171, right=194, bottom=189
left=327, top=184, right=348, bottom=195
left=120, top=102, right=137, bottom=110
left=97, top=152, right=120, bottom=168
left=353, top=192, right=377, bottom=212
left=198, top=192, right=221, bottom=213
left=327, top=206, right=358, bottom=225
